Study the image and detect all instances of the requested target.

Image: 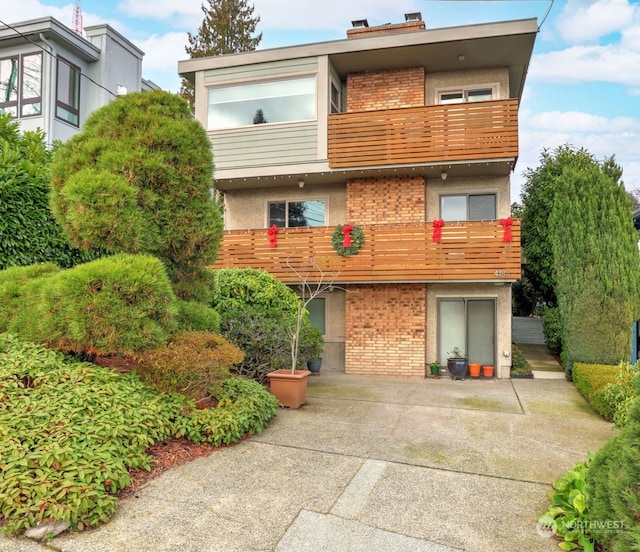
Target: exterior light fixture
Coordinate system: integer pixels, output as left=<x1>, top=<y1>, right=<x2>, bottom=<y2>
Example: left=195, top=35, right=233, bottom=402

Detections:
left=298, top=180, right=305, bottom=188
left=440, top=171, right=448, bottom=180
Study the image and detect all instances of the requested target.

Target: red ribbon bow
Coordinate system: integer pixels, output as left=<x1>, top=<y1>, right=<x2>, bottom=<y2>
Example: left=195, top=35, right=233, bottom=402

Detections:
left=267, top=224, right=278, bottom=248
left=432, top=219, right=445, bottom=243
left=500, top=217, right=513, bottom=242
left=342, top=224, right=354, bottom=248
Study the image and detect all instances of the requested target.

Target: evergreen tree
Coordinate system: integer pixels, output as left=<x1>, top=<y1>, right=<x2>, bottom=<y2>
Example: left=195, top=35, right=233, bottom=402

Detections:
left=180, top=0, right=262, bottom=109
left=549, top=161, right=640, bottom=377
left=50, top=90, right=223, bottom=302
left=521, top=145, right=600, bottom=307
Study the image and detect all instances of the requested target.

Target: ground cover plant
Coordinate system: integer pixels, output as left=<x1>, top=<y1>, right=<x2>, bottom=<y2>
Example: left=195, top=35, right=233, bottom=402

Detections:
left=0, top=334, right=278, bottom=536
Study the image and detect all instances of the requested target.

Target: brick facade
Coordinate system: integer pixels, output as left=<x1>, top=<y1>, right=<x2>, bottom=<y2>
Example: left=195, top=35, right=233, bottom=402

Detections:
left=346, top=20, right=426, bottom=39
left=346, top=176, right=426, bottom=225
left=347, top=67, right=425, bottom=112
left=345, top=284, right=427, bottom=377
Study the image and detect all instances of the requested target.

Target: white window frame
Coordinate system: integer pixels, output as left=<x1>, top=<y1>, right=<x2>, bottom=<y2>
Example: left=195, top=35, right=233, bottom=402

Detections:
left=440, top=193, right=497, bottom=221
left=267, top=198, right=327, bottom=228
left=436, top=83, right=499, bottom=105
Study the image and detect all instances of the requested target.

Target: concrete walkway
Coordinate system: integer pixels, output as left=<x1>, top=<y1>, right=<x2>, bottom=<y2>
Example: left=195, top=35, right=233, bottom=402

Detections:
left=1, top=373, right=614, bottom=552
left=513, top=316, right=565, bottom=379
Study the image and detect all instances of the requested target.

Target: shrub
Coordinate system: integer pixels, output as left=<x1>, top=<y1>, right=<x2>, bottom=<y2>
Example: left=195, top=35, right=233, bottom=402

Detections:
left=542, top=306, right=563, bottom=355
left=49, top=90, right=223, bottom=301
left=133, top=331, right=243, bottom=403
left=573, top=363, right=620, bottom=421
left=0, top=114, right=100, bottom=270
left=510, top=344, right=531, bottom=375
left=177, top=300, right=220, bottom=332
left=0, top=254, right=178, bottom=355
left=538, top=455, right=596, bottom=552
left=0, top=334, right=276, bottom=535
left=212, top=268, right=318, bottom=383
left=601, top=361, right=640, bottom=428
left=587, top=395, right=640, bottom=551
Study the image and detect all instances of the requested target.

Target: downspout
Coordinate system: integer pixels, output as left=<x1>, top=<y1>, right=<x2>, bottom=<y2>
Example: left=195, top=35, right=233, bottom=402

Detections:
left=39, top=33, right=56, bottom=145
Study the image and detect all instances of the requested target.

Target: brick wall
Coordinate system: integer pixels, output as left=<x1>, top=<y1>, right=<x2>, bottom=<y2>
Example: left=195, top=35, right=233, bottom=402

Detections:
left=347, top=67, right=425, bottom=111
left=346, top=20, right=426, bottom=39
left=345, top=284, right=427, bottom=377
left=346, top=176, right=425, bottom=224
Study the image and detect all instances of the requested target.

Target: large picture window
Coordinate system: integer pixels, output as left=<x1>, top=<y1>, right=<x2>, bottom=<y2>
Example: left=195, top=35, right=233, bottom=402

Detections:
left=441, top=194, right=496, bottom=221
left=0, top=52, right=42, bottom=118
left=268, top=200, right=325, bottom=228
left=56, top=57, right=80, bottom=126
left=208, top=76, right=316, bottom=129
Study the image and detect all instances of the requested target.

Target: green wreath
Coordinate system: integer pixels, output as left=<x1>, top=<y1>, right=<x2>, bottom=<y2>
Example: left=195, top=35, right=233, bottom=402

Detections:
left=332, top=224, right=364, bottom=257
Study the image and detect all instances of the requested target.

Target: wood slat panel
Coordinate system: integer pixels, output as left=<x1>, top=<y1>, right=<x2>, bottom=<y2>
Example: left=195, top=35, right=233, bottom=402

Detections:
left=213, top=220, right=521, bottom=283
left=328, top=99, right=519, bottom=168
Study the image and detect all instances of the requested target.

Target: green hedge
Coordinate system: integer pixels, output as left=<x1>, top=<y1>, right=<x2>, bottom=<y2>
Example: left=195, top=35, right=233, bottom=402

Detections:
left=573, top=362, right=621, bottom=421
left=0, top=334, right=277, bottom=535
left=0, top=254, right=178, bottom=354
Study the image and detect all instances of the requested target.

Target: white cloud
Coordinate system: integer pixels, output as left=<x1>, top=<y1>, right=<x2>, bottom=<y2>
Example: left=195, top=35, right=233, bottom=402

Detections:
left=525, top=111, right=636, bottom=133
left=116, top=0, right=202, bottom=28
left=131, top=32, right=188, bottom=92
left=554, top=0, right=636, bottom=44
left=530, top=44, right=640, bottom=88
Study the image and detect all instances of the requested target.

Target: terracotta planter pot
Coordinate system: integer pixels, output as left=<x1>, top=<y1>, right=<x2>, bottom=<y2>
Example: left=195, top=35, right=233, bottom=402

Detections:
left=468, top=363, right=481, bottom=377
left=482, top=365, right=495, bottom=378
left=266, top=369, right=311, bottom=408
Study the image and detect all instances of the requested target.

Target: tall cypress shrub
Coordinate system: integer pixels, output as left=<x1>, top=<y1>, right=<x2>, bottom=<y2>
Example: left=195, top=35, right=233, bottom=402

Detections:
left=549, top=163, right=640, bottom=377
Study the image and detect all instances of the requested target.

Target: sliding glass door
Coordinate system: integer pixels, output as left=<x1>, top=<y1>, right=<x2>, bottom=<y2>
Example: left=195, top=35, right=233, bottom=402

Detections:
left=438, top=299, right=495, bottom=367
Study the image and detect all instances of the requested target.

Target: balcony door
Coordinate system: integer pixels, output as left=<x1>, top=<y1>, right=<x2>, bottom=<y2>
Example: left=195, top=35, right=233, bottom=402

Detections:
left=438, top=299, right=495, bottom=367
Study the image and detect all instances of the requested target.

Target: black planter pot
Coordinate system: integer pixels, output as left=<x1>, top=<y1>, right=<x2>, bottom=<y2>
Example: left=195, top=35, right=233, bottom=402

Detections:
left=307, top=358, right=322, bottom=375
left=447, top=358, right=468, bottom=380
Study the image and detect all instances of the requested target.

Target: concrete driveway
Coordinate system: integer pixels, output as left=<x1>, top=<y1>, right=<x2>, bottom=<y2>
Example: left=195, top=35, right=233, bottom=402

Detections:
left=1, top=373, right=614, bottom=552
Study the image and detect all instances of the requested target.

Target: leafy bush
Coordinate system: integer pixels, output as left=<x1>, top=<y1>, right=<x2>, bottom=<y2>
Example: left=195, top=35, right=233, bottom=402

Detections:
left=212, top=268, right=320, bottom=383
left=133, top=331, right=243, bottom=403
left=543, top=307, right=563, bottom=355
left=572, top=363, right=620, bottom=421
left=538, top=455, right=596, bottom=552
left=0, top=254, right=178, bottom=355
left=601, top=361, right=640, bottom=428
left=510, top=344, right=531, bottom=375
left=587, top=395, right=640, bottom=551
left=0, top=114, right=100, bottom=270
left=0, top=334, right=277, bottom=535
left=176, top=300, right=220, bottom=332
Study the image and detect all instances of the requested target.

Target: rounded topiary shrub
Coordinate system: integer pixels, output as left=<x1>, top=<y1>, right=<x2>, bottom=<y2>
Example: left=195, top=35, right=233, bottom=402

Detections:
left=49, top=90, right=223, bottom=301
left=2, top=254, right=178, bottom=354
left=177, top=300, right=220, bottom=332
left=133, top=330, right=244, bottom=404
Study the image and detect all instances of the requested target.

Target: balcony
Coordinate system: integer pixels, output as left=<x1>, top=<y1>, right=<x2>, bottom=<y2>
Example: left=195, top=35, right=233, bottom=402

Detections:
left=213, top=220, right=521, bottom=284
left=328, top=99, right=519, bottom=169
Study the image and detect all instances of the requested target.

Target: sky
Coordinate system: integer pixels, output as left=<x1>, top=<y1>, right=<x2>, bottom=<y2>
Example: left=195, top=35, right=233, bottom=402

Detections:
left=2, top=0, right=639, bottom=199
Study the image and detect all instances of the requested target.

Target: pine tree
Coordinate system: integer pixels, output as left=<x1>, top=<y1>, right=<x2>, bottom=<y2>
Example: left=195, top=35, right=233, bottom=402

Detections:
left=180, top=0, right=262, bottom=109
left=549, top=159, right=640, bottom=376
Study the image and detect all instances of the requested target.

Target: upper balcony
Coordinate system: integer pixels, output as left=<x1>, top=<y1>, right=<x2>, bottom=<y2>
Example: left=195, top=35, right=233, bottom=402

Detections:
left=328, top=99, right=519, bottom=170
left=212, top=219, right=521, bottom=284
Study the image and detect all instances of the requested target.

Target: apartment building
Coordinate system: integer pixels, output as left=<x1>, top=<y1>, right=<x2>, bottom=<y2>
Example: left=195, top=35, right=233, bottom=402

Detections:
left=0, top=17, right=157, bottom=143
left=179, top=15, right=537, bottom=378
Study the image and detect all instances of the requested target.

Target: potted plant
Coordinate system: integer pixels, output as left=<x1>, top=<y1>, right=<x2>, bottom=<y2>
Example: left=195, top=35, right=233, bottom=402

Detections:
left=428, top=361, right=441, bottom=378
left=447, top=347, right=468, bottom=380
left=302, top=325, right=324, bottom=375
left=468, top=363, right=481, bottom=378
left=267, top=259, right=336, bottom=407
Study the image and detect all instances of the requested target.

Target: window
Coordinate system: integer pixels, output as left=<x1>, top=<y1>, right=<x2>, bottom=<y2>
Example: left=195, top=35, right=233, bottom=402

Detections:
left=0, top=53, right=42, bottom=118
left=441, top=194, right=496, bottom=221
left=330, top=80, right=342, bottom=114
left=208, top=76, right=316, bottom=129
left=268, top=200, right=325, bottom=228
left=56, top=57, right=80, bottom=126
left=307, top=298, right=326, bottom=335
left=439, top=87, right=494, bottom=105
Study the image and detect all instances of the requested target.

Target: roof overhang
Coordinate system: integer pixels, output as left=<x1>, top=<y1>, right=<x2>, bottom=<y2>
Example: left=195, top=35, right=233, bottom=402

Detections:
left=179, top=18, right=538, bottom=100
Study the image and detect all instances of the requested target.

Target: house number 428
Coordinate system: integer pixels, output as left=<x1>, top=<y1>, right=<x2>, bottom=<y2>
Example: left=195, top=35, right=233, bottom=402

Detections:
left=494, top=270, right=506, bottom=278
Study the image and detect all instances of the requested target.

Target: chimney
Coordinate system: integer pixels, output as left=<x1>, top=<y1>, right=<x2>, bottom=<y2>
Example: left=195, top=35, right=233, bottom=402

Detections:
left=347, top=12, right=425, bottom=38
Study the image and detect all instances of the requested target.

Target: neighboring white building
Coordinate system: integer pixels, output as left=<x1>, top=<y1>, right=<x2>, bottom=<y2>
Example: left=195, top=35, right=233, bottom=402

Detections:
left=0, top=17, right=158, bottom=143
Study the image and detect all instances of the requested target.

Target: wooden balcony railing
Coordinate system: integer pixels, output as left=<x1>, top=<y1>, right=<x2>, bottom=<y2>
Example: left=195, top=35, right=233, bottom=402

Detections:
left=213, top=220, right=521, bottom=284
left=328, top=99, right=519, bottom=169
